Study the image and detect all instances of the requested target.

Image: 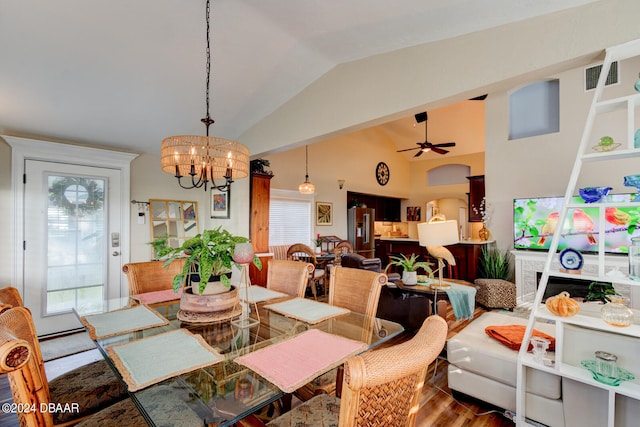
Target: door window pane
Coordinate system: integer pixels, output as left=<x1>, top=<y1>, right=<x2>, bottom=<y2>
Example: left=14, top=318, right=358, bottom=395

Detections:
left=47, top=175, right=106, bottom=314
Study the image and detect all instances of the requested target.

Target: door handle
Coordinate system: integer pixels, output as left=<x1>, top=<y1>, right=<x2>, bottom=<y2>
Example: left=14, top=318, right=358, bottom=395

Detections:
left=112, top=251, right=120, bottom=256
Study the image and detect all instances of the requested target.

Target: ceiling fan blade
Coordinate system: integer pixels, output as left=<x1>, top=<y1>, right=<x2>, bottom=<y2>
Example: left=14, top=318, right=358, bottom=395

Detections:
left=431, top=147, right=449, bottom=155
left=433, top=142, right=456, bottom=148
left=396, top=147, right=419, bottom=152
left=413, top=149, right=425, bottom=157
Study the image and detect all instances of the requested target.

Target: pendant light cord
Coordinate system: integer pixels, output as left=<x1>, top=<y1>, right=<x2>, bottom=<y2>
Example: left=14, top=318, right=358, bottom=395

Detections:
left=305, top=145, right=309, bottom=180
left=202, top=0, right=214, bottom=136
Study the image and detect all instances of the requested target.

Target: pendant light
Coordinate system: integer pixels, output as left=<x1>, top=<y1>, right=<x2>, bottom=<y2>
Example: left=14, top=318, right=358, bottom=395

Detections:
left=160, top=0, right=249, bottom=192
left=298, top=145, right=315, bottom=194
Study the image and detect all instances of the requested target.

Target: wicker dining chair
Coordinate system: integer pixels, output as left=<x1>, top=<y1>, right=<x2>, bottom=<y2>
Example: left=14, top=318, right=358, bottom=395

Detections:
left=332, top=240, right=354, bottom=265
left=242, top=315, right=448, bottom=427
left=266, top=259, right=315, bottom=298
left=286, top=243, right=326, bottom=299
left=0, top=306, right=149, bottom=426
left=295, top=267, right=387, bottom=400
left=122, top=259, right=185, bottom=295
left=0, top=286, right=137, bottom=425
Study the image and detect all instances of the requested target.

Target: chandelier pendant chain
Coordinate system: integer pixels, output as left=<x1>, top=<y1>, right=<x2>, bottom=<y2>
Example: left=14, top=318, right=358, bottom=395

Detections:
left=161, top=0, right=250, bottom=193
left=201, top=0, right=214, bottom=135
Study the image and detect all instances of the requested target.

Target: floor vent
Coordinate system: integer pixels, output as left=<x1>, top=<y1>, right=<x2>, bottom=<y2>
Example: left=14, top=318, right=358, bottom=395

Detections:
left=585, top=61, right=618, bottom=91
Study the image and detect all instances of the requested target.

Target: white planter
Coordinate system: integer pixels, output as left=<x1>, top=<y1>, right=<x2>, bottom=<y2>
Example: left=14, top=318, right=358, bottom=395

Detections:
left=402, top=271, right=417, bottom=285
left=315, top=246, right=322, bottom=254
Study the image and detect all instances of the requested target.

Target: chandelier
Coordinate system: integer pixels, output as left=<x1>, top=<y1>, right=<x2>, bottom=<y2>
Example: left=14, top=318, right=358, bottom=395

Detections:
left=298, top=145, right=315, bottom=194
left=161, top=0, right=249, bottom=192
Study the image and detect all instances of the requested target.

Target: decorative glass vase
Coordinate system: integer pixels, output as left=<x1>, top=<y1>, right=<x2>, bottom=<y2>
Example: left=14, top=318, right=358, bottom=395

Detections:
left=478, top=223, right=490, bottom=241
left=233, top=242, right=254, bottom=264
left=600, top=296, right=634, bottom=327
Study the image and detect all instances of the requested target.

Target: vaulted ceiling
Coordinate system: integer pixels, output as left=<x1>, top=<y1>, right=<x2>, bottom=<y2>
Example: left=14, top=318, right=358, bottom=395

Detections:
left=0, top=0, right=600, bottom=156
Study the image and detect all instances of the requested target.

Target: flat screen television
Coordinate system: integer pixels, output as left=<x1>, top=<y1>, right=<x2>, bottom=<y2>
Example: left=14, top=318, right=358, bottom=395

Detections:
left=513, top=194, right=640, bottom=254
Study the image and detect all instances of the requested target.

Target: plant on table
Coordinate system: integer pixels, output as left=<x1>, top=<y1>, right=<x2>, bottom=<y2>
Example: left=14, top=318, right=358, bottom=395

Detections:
left=152, top=226, right=262, bottom=294
left=385, top=253, right=432, bottom=273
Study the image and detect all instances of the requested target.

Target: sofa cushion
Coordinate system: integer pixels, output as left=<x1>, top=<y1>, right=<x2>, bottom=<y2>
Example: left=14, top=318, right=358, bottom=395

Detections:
left=447, top=311, right=561, bottom=400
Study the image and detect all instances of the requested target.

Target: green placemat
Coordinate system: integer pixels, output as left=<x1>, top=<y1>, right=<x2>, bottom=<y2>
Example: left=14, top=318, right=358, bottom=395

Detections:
left=108, top=329, right=224, bottom=391
left=265, top=298, right=349, bottom=324
left=81, top=304, right=169, bottom=339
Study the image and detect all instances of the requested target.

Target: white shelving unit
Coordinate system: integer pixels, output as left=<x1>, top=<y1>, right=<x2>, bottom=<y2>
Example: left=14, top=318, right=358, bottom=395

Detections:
left=515, top=39, right=640, bottom=427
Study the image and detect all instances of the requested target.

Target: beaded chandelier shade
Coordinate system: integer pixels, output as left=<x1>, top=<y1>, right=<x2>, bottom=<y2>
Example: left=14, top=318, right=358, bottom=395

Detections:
left=161, top=136, right=249, bottom=181
left=161, top=0, right=249, bottom=191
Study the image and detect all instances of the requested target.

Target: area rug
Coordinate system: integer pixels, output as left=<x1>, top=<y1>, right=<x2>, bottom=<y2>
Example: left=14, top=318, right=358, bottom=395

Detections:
left=40, top=332, right=96, bottom=362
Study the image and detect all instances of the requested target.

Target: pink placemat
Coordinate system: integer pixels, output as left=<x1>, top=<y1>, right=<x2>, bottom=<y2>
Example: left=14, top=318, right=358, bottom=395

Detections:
left=132, top=288, right=183, bottom=305
left=234, top=329, right=367, bottom=392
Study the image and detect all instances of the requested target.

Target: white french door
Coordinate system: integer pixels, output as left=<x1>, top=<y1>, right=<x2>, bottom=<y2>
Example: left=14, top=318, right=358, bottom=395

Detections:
left=23, top=160, right=123, bottom=336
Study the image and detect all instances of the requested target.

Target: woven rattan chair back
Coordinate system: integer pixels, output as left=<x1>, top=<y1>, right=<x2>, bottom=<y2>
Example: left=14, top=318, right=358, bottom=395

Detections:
left=332, top=241, right=354, bottom=267
left=339, top=315, right=448, bottom=426
left=0, top=286, right=23, bottom=313
left=0, top=306, right=52, bottom=426
left=122, top=259, right=185, bottom=295
left=328, top=266, right=386, bottom=317
left=267, top=259, right=315, bottom=298
left=286, top=243, right=317, bottom=263
left=287, top=243, right=324, bottom=298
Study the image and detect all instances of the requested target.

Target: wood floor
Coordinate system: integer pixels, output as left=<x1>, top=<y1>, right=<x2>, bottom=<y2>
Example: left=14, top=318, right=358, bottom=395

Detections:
left=0, top=305, right=516, bottom=427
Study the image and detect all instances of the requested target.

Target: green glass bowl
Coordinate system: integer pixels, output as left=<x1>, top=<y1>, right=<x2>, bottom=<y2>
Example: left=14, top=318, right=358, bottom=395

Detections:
left=581, top=360, right=635, bottom=386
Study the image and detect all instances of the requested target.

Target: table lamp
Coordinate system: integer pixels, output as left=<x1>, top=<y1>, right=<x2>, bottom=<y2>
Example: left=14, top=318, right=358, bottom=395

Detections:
left=418, top=219, right=459, bottom=290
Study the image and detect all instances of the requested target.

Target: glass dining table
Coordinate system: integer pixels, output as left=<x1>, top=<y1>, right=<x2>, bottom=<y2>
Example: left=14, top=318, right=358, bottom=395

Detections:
left=75, top=293, right=403, bottom=427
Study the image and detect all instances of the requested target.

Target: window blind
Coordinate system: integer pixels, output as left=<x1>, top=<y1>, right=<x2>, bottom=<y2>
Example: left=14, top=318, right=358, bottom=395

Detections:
left=269, top=190, right=312, bottom=246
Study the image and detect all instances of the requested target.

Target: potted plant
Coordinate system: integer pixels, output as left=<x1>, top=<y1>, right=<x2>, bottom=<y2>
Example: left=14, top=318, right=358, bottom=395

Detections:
left=584, top=281, right=617, bottom=303
left=314, top=234, right=323, bottom=254
left=477, top=246, right=511, bottom=280
left=474, top=246, right=516, bottom=309
left=153, top=227, right=262, bottom=313
left=385, top=253, right=432, bottom=285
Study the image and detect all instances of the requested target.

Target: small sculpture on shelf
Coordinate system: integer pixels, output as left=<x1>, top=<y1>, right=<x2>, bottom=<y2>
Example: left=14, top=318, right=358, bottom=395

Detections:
left=578, top=186, right=612, bottom=203
left=592, top=136, right=621, bottom=152
left=623, top=174, right=640, bottom=202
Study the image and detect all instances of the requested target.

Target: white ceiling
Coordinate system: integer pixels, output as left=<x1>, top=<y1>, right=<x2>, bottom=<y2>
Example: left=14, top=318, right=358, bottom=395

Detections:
left=0, top=0, right=596, bottom=156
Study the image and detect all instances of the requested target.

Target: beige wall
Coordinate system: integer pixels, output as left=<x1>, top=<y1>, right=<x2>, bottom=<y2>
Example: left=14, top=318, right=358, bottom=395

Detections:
left=128, top=152, right=251, bottom=262
left=265, top=129, right=484, bottom=240
left=0, top=141, right=12, bottom=285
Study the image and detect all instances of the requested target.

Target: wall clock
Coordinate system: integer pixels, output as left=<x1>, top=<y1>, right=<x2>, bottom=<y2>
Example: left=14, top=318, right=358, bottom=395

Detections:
left=376, top=162, right=390, bottom=186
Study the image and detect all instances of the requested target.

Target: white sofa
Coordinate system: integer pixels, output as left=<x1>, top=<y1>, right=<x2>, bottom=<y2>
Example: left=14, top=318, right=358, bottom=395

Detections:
left=447, top=312, right=563, bottom=427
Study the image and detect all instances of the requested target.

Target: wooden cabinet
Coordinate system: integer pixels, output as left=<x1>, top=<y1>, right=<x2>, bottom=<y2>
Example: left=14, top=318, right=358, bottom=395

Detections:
left=249, top=172, right=273, bottom=285
left=467, top=175, right=485, bottom=222
left=347, top=191, right=401, bottom=222
left=377, top=239, right=489, bottom=282
left=446, top=242, right=489, bottom=283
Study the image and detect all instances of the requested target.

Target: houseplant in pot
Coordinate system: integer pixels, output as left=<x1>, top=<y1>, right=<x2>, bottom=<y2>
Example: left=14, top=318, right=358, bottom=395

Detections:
left=385, top=253, right=432, bottom=285
left=474, top=246, right=516, bottom=309
left=153, top=227, right=262, bottom=317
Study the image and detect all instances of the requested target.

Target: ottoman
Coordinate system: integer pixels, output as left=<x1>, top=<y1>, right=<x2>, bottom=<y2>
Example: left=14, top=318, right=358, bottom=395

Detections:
left=474, top=278, right=516, bottom=309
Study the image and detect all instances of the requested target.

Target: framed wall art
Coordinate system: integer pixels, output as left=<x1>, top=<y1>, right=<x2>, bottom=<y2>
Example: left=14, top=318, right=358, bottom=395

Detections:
left=316, top=202, right=333, bottom=226
left=407, top=206, right=421, bottom=221
left=211, top=188, right=230, bottom=219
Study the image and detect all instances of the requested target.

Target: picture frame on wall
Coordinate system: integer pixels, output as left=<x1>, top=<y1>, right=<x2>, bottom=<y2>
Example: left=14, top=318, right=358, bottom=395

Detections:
left=211, top=188, right=230, bottom=219
left=407, top=206, right=421, bottom=221
left=316, top=202, right=333, bottom=226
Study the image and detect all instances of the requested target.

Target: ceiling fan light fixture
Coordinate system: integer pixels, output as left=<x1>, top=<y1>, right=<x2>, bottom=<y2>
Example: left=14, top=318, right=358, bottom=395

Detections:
left=161, top=0, right=249, bottom=192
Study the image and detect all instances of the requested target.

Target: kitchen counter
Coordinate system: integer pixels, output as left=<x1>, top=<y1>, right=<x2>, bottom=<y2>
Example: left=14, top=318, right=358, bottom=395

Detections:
left=375, top=239, right=493, bottom=283
left=377, top=237, right=419, bottom=242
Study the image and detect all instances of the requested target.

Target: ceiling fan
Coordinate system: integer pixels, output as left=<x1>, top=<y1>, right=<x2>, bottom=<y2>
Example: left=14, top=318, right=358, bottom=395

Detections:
left=396, top=111, right=456, bottom=157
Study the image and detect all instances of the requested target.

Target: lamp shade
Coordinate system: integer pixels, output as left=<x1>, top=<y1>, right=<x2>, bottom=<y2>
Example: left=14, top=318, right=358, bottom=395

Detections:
left=418, top=220, right=459, bottom=247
